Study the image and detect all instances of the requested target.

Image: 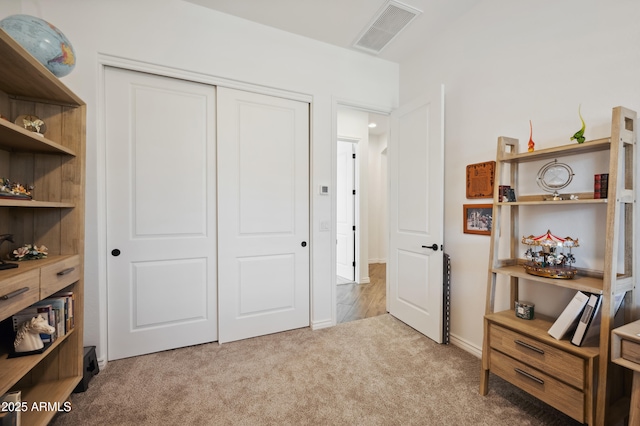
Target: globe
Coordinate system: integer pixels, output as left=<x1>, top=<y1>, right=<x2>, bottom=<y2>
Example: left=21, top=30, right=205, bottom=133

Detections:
left=0, top=14, right=75, bottom=77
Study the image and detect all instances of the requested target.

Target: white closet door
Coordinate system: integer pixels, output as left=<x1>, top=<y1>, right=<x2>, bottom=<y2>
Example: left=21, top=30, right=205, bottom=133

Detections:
left=217, top=87, right=310, bottom=343
left=105, top=67, right=218, bottom=360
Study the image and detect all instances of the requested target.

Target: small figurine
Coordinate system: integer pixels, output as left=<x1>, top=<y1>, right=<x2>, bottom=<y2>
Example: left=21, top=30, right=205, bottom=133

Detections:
left=528, top=120, right=535, bottom=152
left=14, top=315, right=55, bottom=353
left=570, top=105, right=586, bottom=144
left=0, top=234, right=18, bottom=270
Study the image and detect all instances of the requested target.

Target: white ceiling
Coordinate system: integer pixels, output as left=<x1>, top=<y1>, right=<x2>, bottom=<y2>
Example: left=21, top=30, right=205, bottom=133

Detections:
left=184, top=0, right=480, bottom=63
left=184, top=0, right=479, bottom=135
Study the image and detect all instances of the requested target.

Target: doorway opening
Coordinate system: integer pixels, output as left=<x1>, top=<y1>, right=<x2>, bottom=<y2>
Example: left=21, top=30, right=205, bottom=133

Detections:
left=336, top=108, right=389, bottom=323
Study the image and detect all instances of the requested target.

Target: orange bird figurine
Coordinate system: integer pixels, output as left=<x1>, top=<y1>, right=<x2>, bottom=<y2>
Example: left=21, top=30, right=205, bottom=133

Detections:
left=528, top=120, right=535, bottom=152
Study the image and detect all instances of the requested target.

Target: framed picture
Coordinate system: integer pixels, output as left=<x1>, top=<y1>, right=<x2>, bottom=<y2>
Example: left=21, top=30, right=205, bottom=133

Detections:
left=463, top=204, right=493, bottom=235
left=466, top=161, right=496, bottom=198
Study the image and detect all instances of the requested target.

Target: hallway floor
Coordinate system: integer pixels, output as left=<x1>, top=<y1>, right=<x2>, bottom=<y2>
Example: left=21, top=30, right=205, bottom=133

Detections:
left=337, top=263, right=386, bottom=324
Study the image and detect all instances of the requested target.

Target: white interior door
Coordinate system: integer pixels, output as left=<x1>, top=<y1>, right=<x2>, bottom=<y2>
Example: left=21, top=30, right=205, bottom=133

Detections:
left=388, top=85, right=444, bottom=343
left=217, top=87, right=310, bottom=344
left=336, top=140, right=355, bottom=281
left=105, top=67, right=218, bottom=360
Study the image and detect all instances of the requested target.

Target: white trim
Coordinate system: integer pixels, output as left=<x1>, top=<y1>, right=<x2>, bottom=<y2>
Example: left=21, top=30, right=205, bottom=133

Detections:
left=311, top=319, right=334, bottom=330
left=97, top=54, right=313, bottom=103
left=450, top=334, right=482, bottom=359
left=97, top=54, right=315, bottom=359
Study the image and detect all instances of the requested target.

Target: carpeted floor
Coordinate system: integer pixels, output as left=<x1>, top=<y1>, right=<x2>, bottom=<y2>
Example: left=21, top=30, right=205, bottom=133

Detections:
left=51, top=314, right=581, bottom=425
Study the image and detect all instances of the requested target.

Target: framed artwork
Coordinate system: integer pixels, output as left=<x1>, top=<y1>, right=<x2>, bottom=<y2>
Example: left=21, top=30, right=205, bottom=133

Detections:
left=466, top=161, right=496, bottom=198
left=463, top=204, right=493, bottom=235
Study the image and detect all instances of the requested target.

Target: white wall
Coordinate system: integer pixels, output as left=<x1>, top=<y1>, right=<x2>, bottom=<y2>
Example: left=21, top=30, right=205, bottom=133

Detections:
left=2, top=0, right=399, bottom=362
left=368, top=133, right=388, bottom=264
left=400, top=0, right=640, bottom=353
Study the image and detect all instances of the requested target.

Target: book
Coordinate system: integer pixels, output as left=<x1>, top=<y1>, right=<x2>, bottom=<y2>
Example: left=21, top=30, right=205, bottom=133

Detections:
left=571, top=293, right=601, bottom=346
left=0, top=391, right=21, bottom=426
left=51, top=291, right=75, bottom=332
left=548, top=291, right=590, bottom=340
left=594, top=173, right=609, bottom=199
left=576, top=292, right=625, bottom=345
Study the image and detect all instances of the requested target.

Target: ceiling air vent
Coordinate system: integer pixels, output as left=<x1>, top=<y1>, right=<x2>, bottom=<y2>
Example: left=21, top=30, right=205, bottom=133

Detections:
left=352, top=0, right=422, bottom=54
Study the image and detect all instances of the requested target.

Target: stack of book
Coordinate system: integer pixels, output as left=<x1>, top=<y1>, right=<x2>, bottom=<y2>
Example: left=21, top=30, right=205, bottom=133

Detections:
left=11, top=291, right=75, bottom=344
left=548, top=290, right=623, bottom=346
left=594, top=173, right=609, bottom=199
left=0, top=391, right=20, bottom=426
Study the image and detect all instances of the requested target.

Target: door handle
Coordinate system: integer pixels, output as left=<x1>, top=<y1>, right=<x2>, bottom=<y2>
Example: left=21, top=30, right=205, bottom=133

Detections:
left=111, top=249, right=121, bottom=257
left=422, top=244, right=439, bottom=251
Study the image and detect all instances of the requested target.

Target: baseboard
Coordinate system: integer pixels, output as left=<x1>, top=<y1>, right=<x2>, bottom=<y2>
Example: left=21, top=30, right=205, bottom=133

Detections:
left=368, top=259, right=387, bottom=264
left=449, top=334, right=482, bottom=359
left=311, top=318, right=334, bottom=330
left=358, top=277, right=370, bottom=284
left=98, top=357, right=108, bottom=370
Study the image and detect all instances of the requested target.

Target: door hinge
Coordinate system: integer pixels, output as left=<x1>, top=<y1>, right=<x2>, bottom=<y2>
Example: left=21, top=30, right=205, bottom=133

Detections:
left=352, top=153, right=356, bottom=159
left=352, top=261, right=356, bottom=267
left=352, top=225, right=356, bottom=231
left=352, top=189, right=356, bottom=195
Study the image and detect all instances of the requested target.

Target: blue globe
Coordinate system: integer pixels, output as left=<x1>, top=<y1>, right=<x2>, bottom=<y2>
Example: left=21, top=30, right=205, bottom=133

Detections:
left=0, top=14, right=75, bottom=77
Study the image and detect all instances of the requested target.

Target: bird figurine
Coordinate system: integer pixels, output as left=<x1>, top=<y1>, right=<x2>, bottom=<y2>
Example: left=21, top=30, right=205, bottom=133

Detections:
left=528, top=120, right=535, bottom=152
left=570, top=105, right=586, bottom=144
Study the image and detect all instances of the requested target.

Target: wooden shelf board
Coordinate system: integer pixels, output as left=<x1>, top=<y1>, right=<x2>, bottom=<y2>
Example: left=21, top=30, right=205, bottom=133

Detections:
left=0, top=29, right=84, bottom=107
left=491, top=264, right=604, bottom=293
left=486, top=310, right=600, bottom=358
left=0, top=119, right=76, bottom=155
left=0, top=199, right=75, bottom=208
left=499, top=138, right=611, bottom=163
left=498, top=198, right=607, bottom=206
left=0, top=328, right=76, bottom=396
left=19, top=375, right=81, bottom=426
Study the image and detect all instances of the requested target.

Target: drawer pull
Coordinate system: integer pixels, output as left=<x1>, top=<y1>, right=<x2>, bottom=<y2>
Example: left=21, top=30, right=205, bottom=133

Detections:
left=515, top=367, right=545, bottom=385
left=57, top=267, right=75, bottom=276
left=515, top=339, right=545, bottom=355
left=1, top=287, right=29, bottom=300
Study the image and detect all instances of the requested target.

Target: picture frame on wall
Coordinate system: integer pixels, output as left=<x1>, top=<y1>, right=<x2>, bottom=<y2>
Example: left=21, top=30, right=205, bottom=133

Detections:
left=463, top=204, right=493, bottom=235
left=466, top=161, right=495, bottom=199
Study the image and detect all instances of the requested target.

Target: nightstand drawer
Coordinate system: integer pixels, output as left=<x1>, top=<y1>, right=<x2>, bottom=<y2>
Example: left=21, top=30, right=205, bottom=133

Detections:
left=0, top=269, right=40, bottom=322
left=621, top=339, right=640, bottom=364
left=491, top=349, right=584, bottom=423
left=489, top=323, right=584, bottom=389
left=40, top=255, right=80, bottom=299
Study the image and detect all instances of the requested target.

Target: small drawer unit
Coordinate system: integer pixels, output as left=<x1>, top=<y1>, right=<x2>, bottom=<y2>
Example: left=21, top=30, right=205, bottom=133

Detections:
left=0, top=269, right=40, bottom=322
left=484, top=311, right=599, bottom=425
left=40, top=255, right=81, bottom=299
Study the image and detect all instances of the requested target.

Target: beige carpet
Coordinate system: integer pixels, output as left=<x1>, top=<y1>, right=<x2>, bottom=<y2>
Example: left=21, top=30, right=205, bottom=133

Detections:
left=51, top=315, right=580, bottom=425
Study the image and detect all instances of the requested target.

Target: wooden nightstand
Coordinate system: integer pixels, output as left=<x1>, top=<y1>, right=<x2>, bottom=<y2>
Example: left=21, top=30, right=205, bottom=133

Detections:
left=611, top=320, right=640, bottom=424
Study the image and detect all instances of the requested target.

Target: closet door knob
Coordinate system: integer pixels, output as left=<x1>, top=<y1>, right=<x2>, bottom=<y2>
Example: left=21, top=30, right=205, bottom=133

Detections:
left=111, top=249, right=121, bottom=257
left=301, top=241, right=307, bottom=247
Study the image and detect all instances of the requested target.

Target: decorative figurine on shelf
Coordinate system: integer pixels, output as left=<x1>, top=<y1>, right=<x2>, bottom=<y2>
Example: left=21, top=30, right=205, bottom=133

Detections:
left=0, top=234, right=18, bottom=270
left=522, top=230, right=579, bottom=279
left=528, top=120, right=535, bottom=152
left=570, top=105, right=586, bottom=144
left=0, top=178, right=33, bottom=199
left=14, top=315, right=55, bottom=353
left=10, top=244, right=48, bottom=261
left=15, top=114, right=46, bottom=136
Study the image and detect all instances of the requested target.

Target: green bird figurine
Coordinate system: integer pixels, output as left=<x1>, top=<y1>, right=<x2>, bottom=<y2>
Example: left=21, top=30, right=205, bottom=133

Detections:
left=571, top=105, right=586, bottom=144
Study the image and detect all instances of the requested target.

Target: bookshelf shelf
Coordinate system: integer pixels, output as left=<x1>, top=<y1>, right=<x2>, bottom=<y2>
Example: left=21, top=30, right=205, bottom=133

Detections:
left=491, top=264, right=605, bottom=294
left=480, top=106, right=637, bottom=426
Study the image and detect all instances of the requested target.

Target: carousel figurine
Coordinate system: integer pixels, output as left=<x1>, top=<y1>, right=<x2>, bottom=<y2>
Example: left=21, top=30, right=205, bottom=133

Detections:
left=521, top=229, right=579, bottom=279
